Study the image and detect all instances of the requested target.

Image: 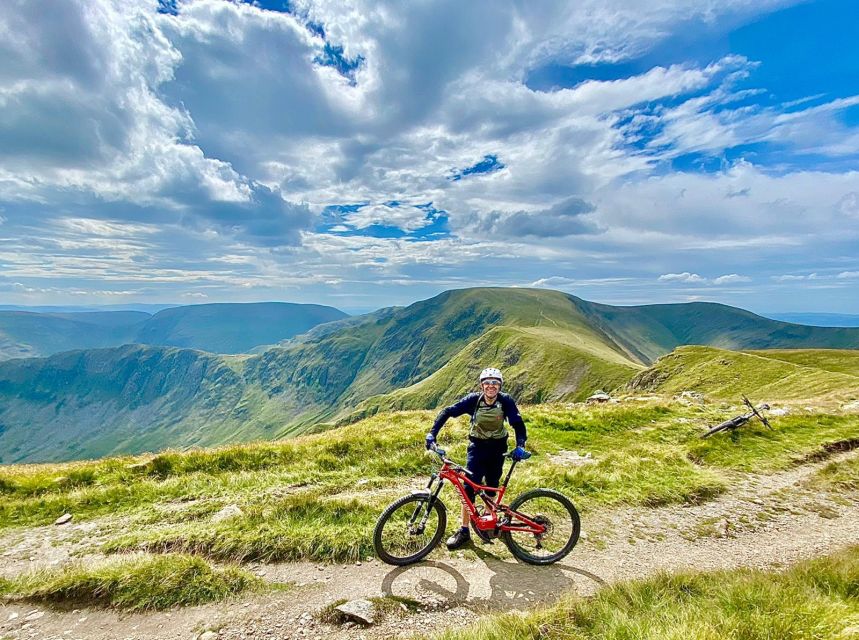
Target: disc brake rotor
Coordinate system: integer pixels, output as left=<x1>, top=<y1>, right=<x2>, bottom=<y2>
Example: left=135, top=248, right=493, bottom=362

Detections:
left=533, top=514, right=552, bottom=546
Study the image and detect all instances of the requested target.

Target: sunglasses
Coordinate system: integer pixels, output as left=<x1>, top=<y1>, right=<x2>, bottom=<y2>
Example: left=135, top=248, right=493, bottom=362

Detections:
left=481, top=379, right=501, bottom=386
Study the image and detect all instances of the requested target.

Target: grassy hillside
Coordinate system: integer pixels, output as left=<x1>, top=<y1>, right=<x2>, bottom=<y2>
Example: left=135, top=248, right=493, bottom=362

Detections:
left=744, top=348, right=859, bottom=377
left=0, top=553, right=261, bottom=611
left=0, top=311, right=147, bottom=360
left=0, top=345, right=268, bottom=464
left=1, top=401, right=856, bottom=563
left=3, top=288, right=859, bottom=463
left=577, top=299, right=859, bottom=364
left=332, top=288, right=634, bottom=407
left=350, top=325, right=643, bottom=419
left=629, top=345, right=859, bottom=402
left=137, top=302, right=348, bottom=353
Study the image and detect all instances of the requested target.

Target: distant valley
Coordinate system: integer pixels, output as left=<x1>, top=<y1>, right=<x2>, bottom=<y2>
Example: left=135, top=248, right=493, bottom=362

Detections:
left=0, top=302, right=348, bottom=360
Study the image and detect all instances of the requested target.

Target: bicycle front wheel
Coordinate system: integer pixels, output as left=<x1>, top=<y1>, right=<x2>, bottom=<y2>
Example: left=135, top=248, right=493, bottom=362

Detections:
left=502, top=488, right=580, bottom=565
left=373, top=493, right=447, bottom=566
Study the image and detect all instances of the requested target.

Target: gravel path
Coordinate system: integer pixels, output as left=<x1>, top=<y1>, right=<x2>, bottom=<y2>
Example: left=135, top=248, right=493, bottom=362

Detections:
left=1, top=449, right=857, bottom=640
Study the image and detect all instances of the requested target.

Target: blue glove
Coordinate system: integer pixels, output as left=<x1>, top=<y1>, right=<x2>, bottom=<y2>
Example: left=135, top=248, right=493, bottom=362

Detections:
left=425, top=433, right=436, bottom=450
left=511, top=446, right=531, bottom=461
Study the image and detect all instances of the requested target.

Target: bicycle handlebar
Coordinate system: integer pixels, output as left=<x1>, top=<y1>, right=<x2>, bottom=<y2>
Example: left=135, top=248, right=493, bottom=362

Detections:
left=428, top=443, right=463, bottom=471
left=429, top=442, right=526, bottom=467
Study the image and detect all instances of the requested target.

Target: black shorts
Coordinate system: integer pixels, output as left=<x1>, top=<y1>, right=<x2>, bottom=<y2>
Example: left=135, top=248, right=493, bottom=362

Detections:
left=465, top=437, right=508, bottom=501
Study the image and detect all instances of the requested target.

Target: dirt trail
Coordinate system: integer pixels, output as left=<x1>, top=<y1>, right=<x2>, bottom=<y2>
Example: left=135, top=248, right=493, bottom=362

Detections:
left=1, top=449, right=857, bottom=640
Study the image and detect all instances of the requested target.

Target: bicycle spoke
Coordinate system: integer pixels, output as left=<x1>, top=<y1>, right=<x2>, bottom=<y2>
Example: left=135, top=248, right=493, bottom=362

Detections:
left=506, top=495, right=576, bottom=560
left=378, top=497, right=442, bottom=560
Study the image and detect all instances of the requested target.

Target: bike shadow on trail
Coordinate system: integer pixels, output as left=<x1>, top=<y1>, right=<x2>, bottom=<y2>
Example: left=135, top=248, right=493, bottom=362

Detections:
left=379, top=546, right=606, bottom=611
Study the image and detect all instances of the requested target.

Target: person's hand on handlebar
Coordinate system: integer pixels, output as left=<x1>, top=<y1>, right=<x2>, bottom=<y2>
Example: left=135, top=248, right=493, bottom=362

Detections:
left=510, top=445, right=531, bottom=461
left=425, top=433, right=436, bottom=450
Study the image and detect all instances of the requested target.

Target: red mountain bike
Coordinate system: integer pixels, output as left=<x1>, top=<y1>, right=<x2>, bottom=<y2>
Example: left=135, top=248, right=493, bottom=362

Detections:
left=373, top=443, right=580, bottom=566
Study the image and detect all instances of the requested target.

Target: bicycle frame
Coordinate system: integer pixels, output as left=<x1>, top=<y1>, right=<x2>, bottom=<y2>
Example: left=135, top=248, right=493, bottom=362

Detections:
left=424, top=452, right=547, bottom=537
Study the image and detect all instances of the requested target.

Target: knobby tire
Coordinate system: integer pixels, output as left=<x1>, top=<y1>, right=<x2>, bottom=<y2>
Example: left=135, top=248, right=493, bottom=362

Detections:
left=502, top=488, right=580, bottom=565
left=374, top=493, right=447, bottom=566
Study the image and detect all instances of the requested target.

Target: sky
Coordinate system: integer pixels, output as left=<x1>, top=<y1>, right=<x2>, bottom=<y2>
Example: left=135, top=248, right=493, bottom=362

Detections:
left=0, top=0, right=857, bottom=315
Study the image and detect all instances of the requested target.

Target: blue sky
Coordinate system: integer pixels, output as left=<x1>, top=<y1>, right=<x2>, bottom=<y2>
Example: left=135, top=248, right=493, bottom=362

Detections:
left=0, top=0, right=857, bottom=314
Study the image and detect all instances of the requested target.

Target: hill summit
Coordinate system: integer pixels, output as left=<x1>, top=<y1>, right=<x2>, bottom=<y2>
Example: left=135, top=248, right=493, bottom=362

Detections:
left=1, top=287, right=858, bottom=463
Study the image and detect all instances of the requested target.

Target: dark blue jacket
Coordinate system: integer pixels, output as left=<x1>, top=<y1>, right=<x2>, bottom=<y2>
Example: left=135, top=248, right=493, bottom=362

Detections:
left=431, top=392, right=527, bottom=446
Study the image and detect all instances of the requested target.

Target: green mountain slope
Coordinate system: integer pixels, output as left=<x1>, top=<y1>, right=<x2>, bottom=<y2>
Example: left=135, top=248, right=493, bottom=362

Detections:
left=576, top=300, right=859, bottom=364
left=0, top=345, right=271, bottom=464
left=333, top=288, right=634, bottom=407
left=136, top=302, right=348, bottom=354
left=350, top=325, right=643, bottom=420
left=3, top=288, right=859, bottom=463
left=629, top=346, right=859, bottom=402
left=743, top=348, right=859, bottom=377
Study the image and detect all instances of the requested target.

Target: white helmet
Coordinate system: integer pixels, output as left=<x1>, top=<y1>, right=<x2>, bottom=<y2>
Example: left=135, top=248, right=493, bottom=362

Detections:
left=479, top=367, right=503, bottom=384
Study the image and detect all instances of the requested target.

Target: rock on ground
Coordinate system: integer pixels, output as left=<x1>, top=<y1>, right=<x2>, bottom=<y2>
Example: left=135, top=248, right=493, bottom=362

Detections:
left=335, top=599, right=376, bottom=625
left=211, top=504, right=244, bottom=523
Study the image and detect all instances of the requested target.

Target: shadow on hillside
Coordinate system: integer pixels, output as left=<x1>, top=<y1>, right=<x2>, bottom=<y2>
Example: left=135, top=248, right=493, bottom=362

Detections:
left=379, top=549, right=606, bottom=610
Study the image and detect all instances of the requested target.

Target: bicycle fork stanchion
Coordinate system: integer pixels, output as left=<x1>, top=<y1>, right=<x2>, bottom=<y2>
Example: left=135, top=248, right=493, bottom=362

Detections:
left=414, top=474, right=445, bottom=533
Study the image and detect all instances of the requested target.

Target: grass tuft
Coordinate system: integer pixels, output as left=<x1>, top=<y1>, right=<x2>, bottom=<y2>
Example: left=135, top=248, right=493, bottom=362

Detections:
left=369, top=594, right=422, bottom=616
left=0, top=553, right=261, bottom=611
left=315, top=598, right=349, bottom=624
left=807, top=454, right=859, bottom=492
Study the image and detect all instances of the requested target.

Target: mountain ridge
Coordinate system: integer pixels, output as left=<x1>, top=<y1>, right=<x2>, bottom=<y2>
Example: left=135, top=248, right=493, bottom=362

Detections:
left=2, top=287, right=858, bottom=463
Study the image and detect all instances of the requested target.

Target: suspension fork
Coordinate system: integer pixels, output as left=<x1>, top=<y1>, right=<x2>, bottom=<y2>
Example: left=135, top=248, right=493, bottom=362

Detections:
left=411, top=473, right=445, bottom=529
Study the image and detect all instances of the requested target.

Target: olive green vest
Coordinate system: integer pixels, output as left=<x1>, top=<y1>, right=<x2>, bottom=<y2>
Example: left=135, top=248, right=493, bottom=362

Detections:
left=470, top=397, right=508, bottom=440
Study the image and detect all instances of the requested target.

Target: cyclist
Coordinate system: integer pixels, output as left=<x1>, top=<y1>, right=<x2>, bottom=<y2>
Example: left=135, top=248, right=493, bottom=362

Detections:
left=425, top=367, right=529, bottom=550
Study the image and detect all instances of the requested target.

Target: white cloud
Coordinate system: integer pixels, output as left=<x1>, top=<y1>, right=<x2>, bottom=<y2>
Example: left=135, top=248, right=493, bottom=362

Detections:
left=838, top=193, right=859, bottom=219
left=531, top=277, right=578, bottom=287
left=712, top=274, right=751, bottom=285
left=659, top=272, right=706, bottom=283
left=1, top=0, right=857, bottom=311
left=530, top=276, right=635, bottom=288
left=57, top=218, right=160, bottom=237
left=837, top=271, right=859, bottom=279
left=342, top=203, right=433, bottom=232
left=0, top=0, right=313, bottom=246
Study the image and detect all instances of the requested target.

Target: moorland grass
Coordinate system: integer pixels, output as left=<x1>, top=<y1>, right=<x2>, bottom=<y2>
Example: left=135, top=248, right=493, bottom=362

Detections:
left=0, top=553, right=261, bottom=611
left=634, top=345, right=859, bottom=402
left=104, top=492, right=382, bottom=563
left=807, top=454, right=859, bottom=492
left=430, top=545, right=859, bottom=640
left=2, top=402, right=858, bottom=563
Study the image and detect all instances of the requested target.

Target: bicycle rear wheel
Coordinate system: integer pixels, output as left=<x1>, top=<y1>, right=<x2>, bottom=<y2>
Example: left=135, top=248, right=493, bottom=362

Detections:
left=373, top=493, right=447, bottom=566
left=502, top=488, right=580, bottom=565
